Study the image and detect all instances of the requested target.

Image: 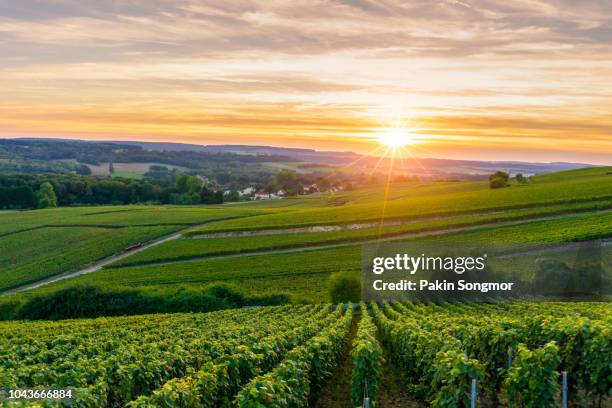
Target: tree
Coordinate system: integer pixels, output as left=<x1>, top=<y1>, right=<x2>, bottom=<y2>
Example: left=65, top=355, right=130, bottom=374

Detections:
left=515, top=173, right=525, bottom=183
left=37, top=182, right=57, bottom=208
left=328, top=271, right=361, bottom=303
left=489, top=171, right=509, bottom=189
left=274, top=170, right=303, bottom=196
left=200, top=186, right=223, bottom=204
left=108, top=162, right=115, bottom=174
left=225, top=190, right=241, bottom=202
left=264, top=179, right=279, bottom=197
left=176, top=175, right=203, bottom=194
left=76, top=164, right=91, bottom=175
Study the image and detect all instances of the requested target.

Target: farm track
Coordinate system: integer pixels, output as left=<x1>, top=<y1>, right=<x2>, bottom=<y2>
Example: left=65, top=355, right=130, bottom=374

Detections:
left=187, top=201, right=611, bottom=239
left=4, top=206, right=611, bottom=294
left=188, top=196, right=612, bottom=236
left=112, top=207, right=612, bottom=268
left=1, top=214, right=263, bottom=295
left=2, top=231, right=184, bottom=295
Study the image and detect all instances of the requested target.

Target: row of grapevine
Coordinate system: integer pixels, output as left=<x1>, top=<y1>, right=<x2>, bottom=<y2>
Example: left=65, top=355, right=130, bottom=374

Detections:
left=1, top=301, right=608, bottom=407
left=127, top=305, right=347, bottom=407
left=236, top=306, right=353, bottom=406
left=0, top=305, right=333, bottom=407
left=371, top=302, right=485, bottom=407
left=351, top=302, right=384, bottom=407
left=381, top=301, right=610, bottom=407
left=405, top=302, right=610, bottom=402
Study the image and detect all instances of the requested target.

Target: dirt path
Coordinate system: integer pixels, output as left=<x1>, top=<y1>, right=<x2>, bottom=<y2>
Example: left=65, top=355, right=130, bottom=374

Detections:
left=377, top=352, right=424, bottom=408
left=187, top=201, right=611, bottom=239
left=1, top=220, right=225, bottom=295
left=4, top=208, right=610, bottom=295
left=314, top=313, right=422, bottom=408
left=117, top=209, right=612, bottom=268
left=314, top=314, right=360, bottom=408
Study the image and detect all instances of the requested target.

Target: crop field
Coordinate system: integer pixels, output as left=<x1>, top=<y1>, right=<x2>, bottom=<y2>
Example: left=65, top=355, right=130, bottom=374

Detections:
left=112, top=200, right=611, bottom=267
left=0, top=302, right=608, bottom=407
left=367, top=301, right=610, bottom=407
left=22, top=210, right=611, bottom=302
left=0, top=206, right=263, bottom=292
left=1, top=167, right=609, bottom=302
left=197, top=168, right=612, bottom=232
left=0, top=167, right=610, bottom=406
left=0, top=225, right=178, bottom=292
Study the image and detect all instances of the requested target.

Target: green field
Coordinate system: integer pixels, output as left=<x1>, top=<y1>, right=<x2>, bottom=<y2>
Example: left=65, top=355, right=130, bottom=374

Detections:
left=1, top=302, right=608, bottom=407
left=1, top=166, right=610, bottom=303
left=0, top=206, right=262, bottom=292
left=111, top=200, right=611, bottom=268
left=196, top=168, right=612, bottom=232
left=27, top=210, right=607, bottom=301
left=0, top=166, right=611, bottom=407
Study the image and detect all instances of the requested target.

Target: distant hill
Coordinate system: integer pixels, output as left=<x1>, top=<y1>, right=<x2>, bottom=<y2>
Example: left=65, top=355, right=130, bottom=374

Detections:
left=8, top=137, right=596, bottom=179
left=97, top=140, right=595, bottom=175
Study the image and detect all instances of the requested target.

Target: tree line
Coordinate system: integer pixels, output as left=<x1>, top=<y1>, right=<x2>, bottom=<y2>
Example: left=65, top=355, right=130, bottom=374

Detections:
left=0, top=173, right=224, bottom=209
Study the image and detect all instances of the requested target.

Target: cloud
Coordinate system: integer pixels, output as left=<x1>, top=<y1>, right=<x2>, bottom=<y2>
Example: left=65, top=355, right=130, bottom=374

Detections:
left=0, top=0, right=611, bottom=163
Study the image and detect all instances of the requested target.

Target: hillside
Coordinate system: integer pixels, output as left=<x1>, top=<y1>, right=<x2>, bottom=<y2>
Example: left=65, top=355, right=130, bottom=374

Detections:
left=0, top=166, right=609, bottom=318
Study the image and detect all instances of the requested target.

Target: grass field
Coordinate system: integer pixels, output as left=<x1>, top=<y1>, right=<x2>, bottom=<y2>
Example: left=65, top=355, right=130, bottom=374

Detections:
left=1, top=167, right=610, bottom=303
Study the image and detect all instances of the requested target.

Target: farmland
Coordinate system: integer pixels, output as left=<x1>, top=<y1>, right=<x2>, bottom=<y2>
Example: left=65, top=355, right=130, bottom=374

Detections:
left=1, top=167, right=610, bottom=303
left=0, top=166, right=610, bottom=407
left=25, top=210, right=609, bottom=302
left=0, top=206, right=262, bottom=292
left=191, top=167, right=612, bottom=233
left=0, top=302, right=608, bottom=407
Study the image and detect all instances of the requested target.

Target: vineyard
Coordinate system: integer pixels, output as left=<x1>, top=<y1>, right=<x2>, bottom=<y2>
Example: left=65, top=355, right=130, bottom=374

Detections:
left=1, top=302, right=609, bottom=407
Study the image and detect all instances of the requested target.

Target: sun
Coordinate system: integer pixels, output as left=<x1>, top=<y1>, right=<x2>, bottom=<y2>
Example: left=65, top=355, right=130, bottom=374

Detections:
left=377, top=126, right=414, bottom=147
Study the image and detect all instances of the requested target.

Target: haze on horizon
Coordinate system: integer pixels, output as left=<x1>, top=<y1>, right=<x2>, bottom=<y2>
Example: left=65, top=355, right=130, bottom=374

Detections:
left=0, top=1, right=611, bottom=165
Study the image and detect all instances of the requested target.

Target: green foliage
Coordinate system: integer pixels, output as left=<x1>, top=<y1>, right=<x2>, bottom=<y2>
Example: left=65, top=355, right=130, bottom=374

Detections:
left=175, top=175, right=202, bottom=194
left=235, top=306, right=352, bottom=407
left=351, top=303, right=383, bottom=407
left=127, top=306, right=347, bottom=408
left=199, top=167, right=612, bottom=232
left=503, top=342, right=560, bottom=407
left=0, top=206, right=259, bottom=292
left=379, top=301, right=611, bottom=405
left=489, top=171, right=510, bottom=189
left=2, top=304, right=341, bottom=407
left=36, top=181, right=57, bottom=208
left=328, top=271, right=361, bottom=303
left=371, top=302, right=486, bottom=407
left=9, top=284, right=288, bottom=320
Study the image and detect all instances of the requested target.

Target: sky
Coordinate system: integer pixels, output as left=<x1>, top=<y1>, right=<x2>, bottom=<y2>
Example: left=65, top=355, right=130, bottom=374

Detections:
left=0, top=0, right=611, bottom=164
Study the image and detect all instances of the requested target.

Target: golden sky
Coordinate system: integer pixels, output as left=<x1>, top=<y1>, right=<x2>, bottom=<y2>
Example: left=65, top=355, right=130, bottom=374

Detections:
left=1, top=0, right=611, bottom=164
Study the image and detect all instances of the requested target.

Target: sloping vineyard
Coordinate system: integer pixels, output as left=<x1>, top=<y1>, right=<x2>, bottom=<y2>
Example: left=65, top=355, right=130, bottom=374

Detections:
left=1, top=302, right=609, bottom=407
left=0, top=305, right=352, bottom=407
left=359, top=301, right=610, bottom=407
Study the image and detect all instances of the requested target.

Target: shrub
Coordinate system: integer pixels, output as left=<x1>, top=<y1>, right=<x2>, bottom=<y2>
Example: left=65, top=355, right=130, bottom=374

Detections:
left=489, top=171, right=509, bottom=189
left=13, top=284, right=290, bottom=320
left=328, top=271, right=361, bottom=303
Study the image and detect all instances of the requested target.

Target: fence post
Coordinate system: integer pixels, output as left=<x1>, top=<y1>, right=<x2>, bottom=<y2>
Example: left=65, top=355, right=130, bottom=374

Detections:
left=471, top=378, right=477, bottom=408
left=562, top=371, right=568, bottom=408
left=507, top=350, right=513, bottom=408
left=363, top=378, right=370, bottom=408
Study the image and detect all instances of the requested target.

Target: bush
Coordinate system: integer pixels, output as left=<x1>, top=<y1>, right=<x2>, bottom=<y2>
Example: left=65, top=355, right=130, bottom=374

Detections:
left=13, top=284, right=290, bottom=320
left=489, top=171, right=509, bottom=189
left=328, top=271, right=361, bottom=303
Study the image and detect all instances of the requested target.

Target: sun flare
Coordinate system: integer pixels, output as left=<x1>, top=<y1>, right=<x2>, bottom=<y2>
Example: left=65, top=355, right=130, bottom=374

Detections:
left=377, top=126, right=414, bottom=147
